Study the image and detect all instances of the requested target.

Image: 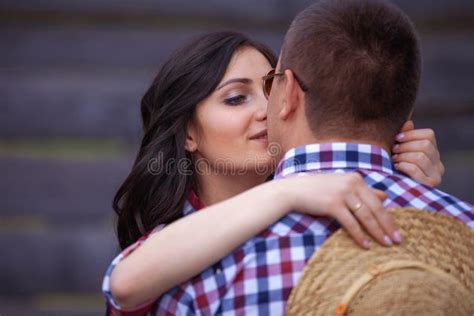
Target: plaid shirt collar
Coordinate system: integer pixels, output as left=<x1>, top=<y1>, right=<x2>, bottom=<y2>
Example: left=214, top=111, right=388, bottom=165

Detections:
left=275, top=142, right=395, bottom=179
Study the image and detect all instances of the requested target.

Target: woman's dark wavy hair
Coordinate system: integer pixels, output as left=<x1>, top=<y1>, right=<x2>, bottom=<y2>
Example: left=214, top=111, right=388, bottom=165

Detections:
left=113, top=31, right=277, bottom=249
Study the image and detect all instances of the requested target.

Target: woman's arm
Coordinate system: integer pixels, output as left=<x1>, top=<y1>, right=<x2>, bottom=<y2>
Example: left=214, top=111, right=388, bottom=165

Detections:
left=109, top=180, right=289, bottom=309
left=108, top=173, right=394, bottom=310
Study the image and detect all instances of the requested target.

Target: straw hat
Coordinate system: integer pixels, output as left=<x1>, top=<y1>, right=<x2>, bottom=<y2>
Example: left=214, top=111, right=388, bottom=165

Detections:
left=286, top=208, right=474, bottom=316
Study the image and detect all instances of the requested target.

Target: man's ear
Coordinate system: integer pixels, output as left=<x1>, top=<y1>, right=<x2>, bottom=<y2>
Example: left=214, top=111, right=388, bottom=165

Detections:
left=279, top=69, right=304, bottom=121
left=184, top=121, right=198, bottom=152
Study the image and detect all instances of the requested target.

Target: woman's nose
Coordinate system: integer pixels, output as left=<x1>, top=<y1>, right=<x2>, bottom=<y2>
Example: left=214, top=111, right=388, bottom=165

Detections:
left=255, top=99, right=268, bottom=121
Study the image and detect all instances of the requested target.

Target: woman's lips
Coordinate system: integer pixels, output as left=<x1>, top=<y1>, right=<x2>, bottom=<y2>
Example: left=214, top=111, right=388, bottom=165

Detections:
left=250, top=129, right=267, bottom=139
left=249, top=130, right=268, bottom=144
left=250, top=135, right=268, bottom=144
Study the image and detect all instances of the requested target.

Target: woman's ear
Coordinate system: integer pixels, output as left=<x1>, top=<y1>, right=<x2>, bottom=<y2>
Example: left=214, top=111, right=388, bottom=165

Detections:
left=184, top=121, right=198, bottom=152
left=279, top=69, right=302, bottom=121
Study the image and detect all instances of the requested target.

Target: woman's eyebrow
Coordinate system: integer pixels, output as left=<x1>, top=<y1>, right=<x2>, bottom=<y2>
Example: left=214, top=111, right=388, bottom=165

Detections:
left=216, top=78, right=252, bottom=90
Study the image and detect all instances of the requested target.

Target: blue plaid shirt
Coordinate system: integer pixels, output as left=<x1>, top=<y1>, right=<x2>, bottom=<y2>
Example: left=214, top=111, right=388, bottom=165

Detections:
left=103, top=142, right=474, bottom=315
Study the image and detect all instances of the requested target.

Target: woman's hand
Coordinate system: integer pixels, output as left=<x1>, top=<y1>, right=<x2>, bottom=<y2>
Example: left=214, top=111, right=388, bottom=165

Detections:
left=392, top=120, right=445, bottom=187
left=280, top=173, right=401, bottom=249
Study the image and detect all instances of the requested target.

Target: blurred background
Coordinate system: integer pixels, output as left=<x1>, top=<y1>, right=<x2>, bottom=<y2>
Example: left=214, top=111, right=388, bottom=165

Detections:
left=1, top=0, right=473, bottom=315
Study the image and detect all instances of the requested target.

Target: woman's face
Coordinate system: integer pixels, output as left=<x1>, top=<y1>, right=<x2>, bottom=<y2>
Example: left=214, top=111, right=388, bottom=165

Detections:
left=186, top=46, right=275, bottom=176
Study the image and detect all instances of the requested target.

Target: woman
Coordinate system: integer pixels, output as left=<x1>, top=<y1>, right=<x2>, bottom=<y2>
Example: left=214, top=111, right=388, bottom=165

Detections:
left=103, top=31, right=444, bottom=314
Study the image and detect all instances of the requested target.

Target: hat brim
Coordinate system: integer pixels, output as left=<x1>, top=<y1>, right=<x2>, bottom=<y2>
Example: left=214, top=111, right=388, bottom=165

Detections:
left=286, top=208, right=474, bottom=315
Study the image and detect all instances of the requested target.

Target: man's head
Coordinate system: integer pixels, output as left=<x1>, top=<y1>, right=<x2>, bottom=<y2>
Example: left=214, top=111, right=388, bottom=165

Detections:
left=266, top=0, right=421, bottom=154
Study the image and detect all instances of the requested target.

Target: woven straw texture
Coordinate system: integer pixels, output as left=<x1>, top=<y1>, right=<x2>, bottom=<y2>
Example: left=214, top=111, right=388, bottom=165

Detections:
left=286, top=208, right=474, bottom=316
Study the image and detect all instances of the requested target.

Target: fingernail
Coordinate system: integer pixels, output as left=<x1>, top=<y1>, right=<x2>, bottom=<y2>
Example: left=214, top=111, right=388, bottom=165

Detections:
left=393, top=144, right=400, bottom=152
left=393, top=231, right=402, bottom=243
left=384, top=235, right=393, bottom=246
left=392, top=154, right=399, bottom=160
left=396, top=133, right=405, bottom=141
left=363, top=240, right=370, bottom=249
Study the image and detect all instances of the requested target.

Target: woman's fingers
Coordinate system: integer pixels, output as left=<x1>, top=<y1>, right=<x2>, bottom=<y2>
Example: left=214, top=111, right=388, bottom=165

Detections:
left=396, top=127, right=437, bottom=147
left=394, top=162, right=437, bottom=187
left=342, top=175, right=399, bottom=248
left=393, top=139, right=438, bottom=159
left=392, top=137, right=444, bottom=186
left=393, top=152, right=444, bottom=186
left=393, top=125, right=444, bottom=186
left=333, top=207, right=370, bottom=249
left=398, top=120, right=415, bottom=133
left=352, top=188, right=399, bottom=247
left=393, top=152, right=432, bottom=171
left=392, top=152, right=439, bottom=178
left=350, top=201, right=389, bottom=247
left=394, top=129, right=439, bottom=162
left=373, top=189, right=388, bottom=201
left=393, top=152, right=442, bottom=187
left=394, top=128, right=444, bottom=175
left=361, top=187, right=401, bottom=244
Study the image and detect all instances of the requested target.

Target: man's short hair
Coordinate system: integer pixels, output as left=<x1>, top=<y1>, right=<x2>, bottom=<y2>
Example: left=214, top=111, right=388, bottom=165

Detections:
left=281, top=0, right=421, bottom=143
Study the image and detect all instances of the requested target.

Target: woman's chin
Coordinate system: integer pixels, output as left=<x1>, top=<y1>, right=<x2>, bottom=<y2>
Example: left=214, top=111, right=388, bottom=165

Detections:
left=248, top=135, right=269, bottom=145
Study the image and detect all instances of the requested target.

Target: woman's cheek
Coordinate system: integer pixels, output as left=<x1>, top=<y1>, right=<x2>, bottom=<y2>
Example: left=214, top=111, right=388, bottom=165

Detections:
left=213, top=107, right=248, bottom=139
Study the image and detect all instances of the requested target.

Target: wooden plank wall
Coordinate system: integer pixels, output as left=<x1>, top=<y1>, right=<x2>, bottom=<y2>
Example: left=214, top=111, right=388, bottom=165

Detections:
left=1, top=1, right=473, bottom=315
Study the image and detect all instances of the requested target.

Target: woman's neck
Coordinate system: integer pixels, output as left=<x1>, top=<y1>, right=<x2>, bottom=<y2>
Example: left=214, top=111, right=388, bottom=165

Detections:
left=195, top=172, right=269, bottom=206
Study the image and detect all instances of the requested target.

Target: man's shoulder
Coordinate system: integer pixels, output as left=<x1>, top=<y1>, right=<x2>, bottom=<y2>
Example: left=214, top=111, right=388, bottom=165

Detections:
left=375, top=171, right=470, bottom=207
left=359, top=169, right=474, bottom=227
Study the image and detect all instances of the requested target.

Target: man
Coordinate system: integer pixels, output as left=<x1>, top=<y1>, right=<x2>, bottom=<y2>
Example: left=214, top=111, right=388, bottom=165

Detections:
left=155, top=0, right=474, bottom=314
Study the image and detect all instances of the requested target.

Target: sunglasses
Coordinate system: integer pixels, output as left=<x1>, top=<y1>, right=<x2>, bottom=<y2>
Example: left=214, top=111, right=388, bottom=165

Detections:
left=262, top=68, right=309, bottom=100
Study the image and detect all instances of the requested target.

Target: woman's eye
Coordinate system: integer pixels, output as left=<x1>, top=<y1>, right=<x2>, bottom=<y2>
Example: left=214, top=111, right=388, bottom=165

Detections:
left=224, top=94, right=247, bottom=106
